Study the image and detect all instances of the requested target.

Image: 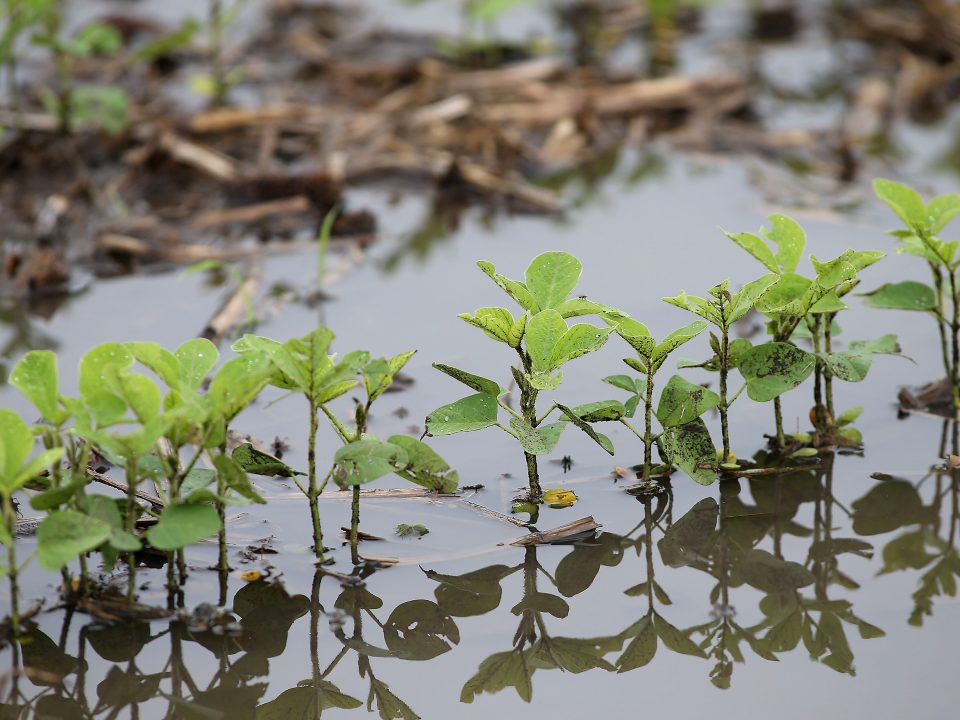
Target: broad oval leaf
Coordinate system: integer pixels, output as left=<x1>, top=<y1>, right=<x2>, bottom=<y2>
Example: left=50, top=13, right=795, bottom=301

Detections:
left=738, top=342, right=815, bottom=402
left=426, top=394, right=499, bottom=436
left=37, top=510, right=112, bottom=571
left=388, top=435, right=459, bottom=493
left=659, top=417, right=717, bottom=485
left=524, top=251, right=582, bottom=310
left=616, top=615, right=657, bottom=672
left=874, top=178, right=928, bottom=230
left=477, top=260, right=539, bottom=312
left=549, top=323, right=611, bottom=368
left=561, top=400, right=626, bottom=423
left=651, top=321, right=708, bottom=370
left=859, top=281, right=936, bottom=311
left=524, top=309, right=567, bottom=371
left=10, top=351, right=66, bottom=425
left=175, top=338, right=219, bottom=390
left=656, top=375, right=720, bottom=428
left=508, top=417, right=564, bottom=456
left=334, top=438, right=408, bottom=485
left=556, top=404, right=614, bottom=455
left=147, top=503, right=221, bottom=551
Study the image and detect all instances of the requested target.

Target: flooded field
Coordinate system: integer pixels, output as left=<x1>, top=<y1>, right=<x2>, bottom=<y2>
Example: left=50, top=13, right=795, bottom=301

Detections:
left=2, top=1, right=960, bottom=718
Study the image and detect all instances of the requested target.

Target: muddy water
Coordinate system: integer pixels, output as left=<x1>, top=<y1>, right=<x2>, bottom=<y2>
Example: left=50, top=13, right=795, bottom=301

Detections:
left=3, top=1, right=960, bottom=719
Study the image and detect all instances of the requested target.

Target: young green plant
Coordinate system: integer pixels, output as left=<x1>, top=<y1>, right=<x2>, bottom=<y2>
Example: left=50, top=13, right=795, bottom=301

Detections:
left=602, top=313, right=719, bottom=484
left=425, top=252, right=615, bottom=503
left=663, top=275, right=778, bottom=465
left=867, top=179, right=960, bottom=406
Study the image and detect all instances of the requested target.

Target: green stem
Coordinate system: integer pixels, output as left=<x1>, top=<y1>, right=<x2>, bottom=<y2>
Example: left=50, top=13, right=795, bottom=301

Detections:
left=216, top=451, right=228, bottom=578
left=124, top=458, right=139, bottom=601
left=516, top=355, right=542, bottom=500
left=320, top=404, right=351, bottom=444
left=350, top=485, right=360, bottom=565
left=773, top=397, right=785, bottom=451
left=824, top=312, right=836, bottom=421
left=932, top=264, right=952, bottom=381
left=535, top=403, right=558, bottom=426
left=642, top=374, right=655, bottom=481
left=950, top=269, right=960, bottom=408
left=3, top=495, right=19, bottom=637
left=719, top=323, right=730, bottom=463
left=811, top=314, right=825, bottom=432
left=307, top=401, right=325, bottom=562
left=619, top=417, right=645, bottom=441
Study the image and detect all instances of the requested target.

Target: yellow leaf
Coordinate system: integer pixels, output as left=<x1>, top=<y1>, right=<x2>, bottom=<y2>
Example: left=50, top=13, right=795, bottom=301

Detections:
left=234, top=569, right=262, bottom=582
left=542, top=488, right=577, bottom=508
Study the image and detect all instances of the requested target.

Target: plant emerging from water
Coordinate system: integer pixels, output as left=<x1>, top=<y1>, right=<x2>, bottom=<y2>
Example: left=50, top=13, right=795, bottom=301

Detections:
left=425, top=252, right=615, bottom=505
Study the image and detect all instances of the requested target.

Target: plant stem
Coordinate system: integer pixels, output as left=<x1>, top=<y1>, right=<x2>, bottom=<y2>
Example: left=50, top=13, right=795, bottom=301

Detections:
left=932, top=264, right=952, bottom=381
left=824, top=312, right=836, bottom=421
left=950, top=269, right=960, bottom=408
left=216, top=452, right=228, bottom=579
left=773, top=397, right=785, bottom=450
left=811, top=314, right=825, bottom=433
left=516, top=356, right=542, bottom=500
left=124, top=458, right=139, bottom=601
left=350, top=485, right=360, bottom=565
left=642, top=374, right=655, bottom=481
left=3, top=495, right=19, bottom=637
left=719, top=324, right=730, bottom=463
left=307, top=401, right=325, bottom=563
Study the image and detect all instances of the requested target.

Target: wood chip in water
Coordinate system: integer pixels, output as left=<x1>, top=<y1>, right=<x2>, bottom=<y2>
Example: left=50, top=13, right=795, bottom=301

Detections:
left=508, top=516, right=601, bottom=547
left=340, top=527, right=385, bottom=541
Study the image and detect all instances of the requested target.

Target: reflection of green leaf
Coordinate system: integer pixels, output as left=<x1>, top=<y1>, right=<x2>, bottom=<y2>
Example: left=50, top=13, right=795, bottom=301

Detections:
left=554, top=533, right=625, bottom=597
left=258, top=682, right=362, bottom=719
left=426, top=565, right=516, bottom=617
left=616, top=615, right=657, bottom=672
left=384, top=600, right=460, bottom=661
left=852, top=479, right=932, bottom=535
left=740, top=550, right=815, bottom=593
left=460, top=650, right=532, bottom=703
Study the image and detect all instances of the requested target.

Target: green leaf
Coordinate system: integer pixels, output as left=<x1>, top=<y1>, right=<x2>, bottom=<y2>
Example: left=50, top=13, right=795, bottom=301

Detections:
left=859, top=281, right=936, bottom=311
left=432, top=363, right=503, bottom=397
left=10, top=350, right=66, bottom=425
left=232, top=443, right=303, bottom=477
left=724, top=231, right=779, bottom=273
left=818, top=351, right=873, bottom=383
left=874, top=178, right=928, bottom=230
left=127, top=342, right=181, bottom=390
left=0, top=409, right=34, bottom=492
left=556, top=404, right=614, bottom=455
left=604, top=313, right=655, bottom=357
left=257, top=683, right=362, bottom=719
left=561, top=400, right=626, bottom=422
left=30, top=475, right=88, bottom=511
left=928, top=193, right=960, bottom=233
left=555, top=297, right=610, bottom=318
left=116, top=372, right=161, bottom=424
left=334, top=438, right=408, bottom=485
left=214, top=454, right=265, bottom=504
left=659, top=418, right=716, bottom=485
left=548, top=323, right=611, bottom=368
left=661, top=292, right=717, bottom=324
left=738, top=342, right=815, bottom=401
left=207, top=352, right=272, bottom=422
left=175, top=338, right=219, bottom=390
left=763, top=214, right=806, bottom=273
left=602, top=374, right=644, bottom=395
left=525, top=309, right=567, bottom=371
left=524, top=251, right=582, bottom=310
left=477, top=261, right=539, bottom=312
left=37, top=510, right=112, bottom=571
left=656, top=375, right=719, bottom=428
left=364, top=350, right=415, bottom=403
left=651, top=321, right=708, bottom=371
left=426, top=394, right=499, bottom=436
left=729, top=274, right=780, bottom=323
left=811, top=250, right=885, bottom=289
left=508, top=417, right=563, bottom=455
left=12, top=448, right=64, bottom=493
left=387, top=436, right=459, bottom=493
left=616, top=616, right=657, bottom=672
left=837, top=406, right=863, bottom=426
left=147, top=504, right=220, bottom=551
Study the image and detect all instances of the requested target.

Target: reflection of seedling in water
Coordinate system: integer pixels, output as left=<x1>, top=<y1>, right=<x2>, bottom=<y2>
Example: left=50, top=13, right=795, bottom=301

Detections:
left=426, top=252, right=615, bottom=504
left=396, top=523, right=430, bottom=538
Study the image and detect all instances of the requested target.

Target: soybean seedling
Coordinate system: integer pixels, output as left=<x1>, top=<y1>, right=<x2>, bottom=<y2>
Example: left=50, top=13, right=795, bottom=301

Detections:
left=0, top=409, right=63, bottom=636
left=425, top=252, right=615, bottom=504
left=724, top=215, right=886, bottom=449
left=866, top=179, right=960, bottom=407
left=602, top=313, right=719, bottom=485
left=663, top=275, right=778, bottom=465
